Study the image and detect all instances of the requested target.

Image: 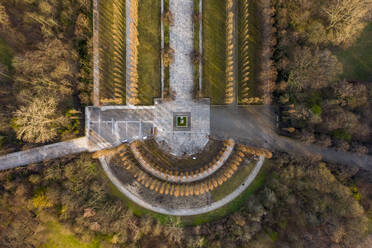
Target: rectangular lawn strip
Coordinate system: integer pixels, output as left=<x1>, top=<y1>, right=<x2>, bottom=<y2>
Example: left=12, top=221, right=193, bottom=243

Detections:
left=237, top=0, right=262, bottom=104
left=137, top=0, right=161, bottom=105
left=210, top=159, right=256, bottom=202
left=202, top=0, right=226, bottom=104
left=98, top=0, right=126, bottom=104
left=193, top=0, right=200, bottom=97
left=184, top=159, right=272, bottom=225
left=333, top=23, right=372, bottom=82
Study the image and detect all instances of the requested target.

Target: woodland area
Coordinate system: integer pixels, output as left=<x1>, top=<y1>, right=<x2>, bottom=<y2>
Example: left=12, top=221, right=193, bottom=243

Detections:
left=0, top=153, right=371, bottom=247
left=0, top=0, right=92, bottom=153
left=272, top=0, right=372, bottom=154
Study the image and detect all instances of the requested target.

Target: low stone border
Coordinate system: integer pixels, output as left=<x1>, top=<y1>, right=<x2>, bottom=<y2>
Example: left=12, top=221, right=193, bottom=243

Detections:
left=99, top=155, right=264, bottom=216
left=130, top=140, right=235, bottom=183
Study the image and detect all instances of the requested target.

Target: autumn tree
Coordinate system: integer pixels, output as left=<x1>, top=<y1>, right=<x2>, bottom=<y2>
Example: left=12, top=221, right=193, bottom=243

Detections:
left=322, top=0, right=371, bottom=46
left=13, top=97, right=68, bottom=143
left=288, top=47, right=343, bottom=91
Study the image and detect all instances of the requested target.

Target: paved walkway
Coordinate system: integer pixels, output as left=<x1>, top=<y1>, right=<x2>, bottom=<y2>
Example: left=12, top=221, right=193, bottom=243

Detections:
left=100, top=155, right=265, bottom=216
left=169, top=0, right=194, bottom=101
left=0, top=137, right=89, bottom=171
left=86, top=106, right=155, bottom=151
left=154, top=0, right=210, bottom=156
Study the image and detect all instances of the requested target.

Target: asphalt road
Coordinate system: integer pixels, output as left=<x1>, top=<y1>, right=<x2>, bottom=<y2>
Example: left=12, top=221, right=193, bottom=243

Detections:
left=210, top=105, right=372, bottom=171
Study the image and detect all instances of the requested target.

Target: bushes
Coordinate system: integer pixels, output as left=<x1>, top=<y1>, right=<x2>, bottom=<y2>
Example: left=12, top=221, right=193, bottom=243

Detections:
left=257, top=0, right=276, bottom=104
left=99, top=0, right=127, bottom=105
left=225, top=0, right=235, bottom=104
left=127, top=0, right=140, bottom=105
left=238, top=0, right=251, bottom=104
left=237, top=0, right=270, bottom=105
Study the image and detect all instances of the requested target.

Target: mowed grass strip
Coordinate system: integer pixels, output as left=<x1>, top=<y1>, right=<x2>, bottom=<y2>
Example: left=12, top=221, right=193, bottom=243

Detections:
left=137, top=0, right=161, bottom=105
left=237, top=0, right=262, bottom=104
left=202, top=0, right=226, bottom=104
left=210, top=159, right=255, bottom=202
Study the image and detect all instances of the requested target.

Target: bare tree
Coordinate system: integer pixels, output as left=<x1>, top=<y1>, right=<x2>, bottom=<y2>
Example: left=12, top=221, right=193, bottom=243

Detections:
left=13, top=97, right=68, bottom=143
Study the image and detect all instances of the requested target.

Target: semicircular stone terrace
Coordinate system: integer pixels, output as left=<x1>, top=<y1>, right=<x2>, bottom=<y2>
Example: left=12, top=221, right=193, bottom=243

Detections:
left=99, top=146, right=266, bottom=215
left=130, top=139, right=236, bottom=183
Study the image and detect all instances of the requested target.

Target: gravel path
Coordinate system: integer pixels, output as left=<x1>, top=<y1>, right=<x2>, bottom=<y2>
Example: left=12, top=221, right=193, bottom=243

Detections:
left=169, top=0, right=194, bottom=101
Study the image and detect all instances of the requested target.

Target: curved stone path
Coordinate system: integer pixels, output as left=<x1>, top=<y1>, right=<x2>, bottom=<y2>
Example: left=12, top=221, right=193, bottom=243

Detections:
left=99, top=155, right=264, bottom=216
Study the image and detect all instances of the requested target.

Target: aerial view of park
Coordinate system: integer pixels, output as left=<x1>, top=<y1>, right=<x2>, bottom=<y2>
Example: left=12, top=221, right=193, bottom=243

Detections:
left=0, top=0, right=371, bottom=247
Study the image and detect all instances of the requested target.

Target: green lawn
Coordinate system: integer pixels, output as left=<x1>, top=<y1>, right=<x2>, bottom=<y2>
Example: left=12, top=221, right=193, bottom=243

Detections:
left=237, top=0, right=262, bottom=104
left=138, top=0, right=161, bottom=105
left=210, top=159, right=256, bottom=202
left=40, top=221, right=100, bottom=248
left=333, top=22, right=372, bottom=82
left=0, top=37, right=13, bottom=70
left=202, top=0, right=226, bottom=104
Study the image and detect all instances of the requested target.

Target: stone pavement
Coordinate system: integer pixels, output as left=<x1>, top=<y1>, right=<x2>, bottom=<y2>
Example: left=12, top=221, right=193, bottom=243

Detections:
left=169, top=0, right=194, bottom=101
left=86, top=106, right=155, bottom=151
left=153, top=0, right=210, bottom=156
left=154, top=98, right=210, bottom=156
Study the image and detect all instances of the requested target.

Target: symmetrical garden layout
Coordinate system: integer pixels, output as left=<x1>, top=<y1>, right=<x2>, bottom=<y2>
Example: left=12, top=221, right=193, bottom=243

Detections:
left=0, top=0, right=371, bottom=216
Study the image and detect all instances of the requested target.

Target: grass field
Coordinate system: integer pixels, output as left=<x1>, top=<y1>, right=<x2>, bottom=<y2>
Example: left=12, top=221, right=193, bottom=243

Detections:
left=237, top=0, right=262, bottom=104
left=137, top=0, right=161, bottom=105
left=333, top=23, right=372, bottom=82
left=98, top=0, right=126, bottom=104
left=0, top=37, right=13, bottom=70
left=193, top=0, right=201, bottom=97
left=40, top=221, right=100, bottom=248
left=210, top=159, right=256, bottom=202
left=202, top=0, right=226, bottom=104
